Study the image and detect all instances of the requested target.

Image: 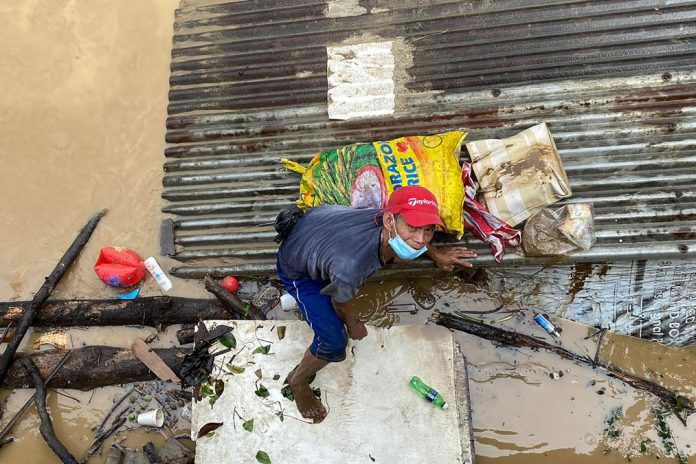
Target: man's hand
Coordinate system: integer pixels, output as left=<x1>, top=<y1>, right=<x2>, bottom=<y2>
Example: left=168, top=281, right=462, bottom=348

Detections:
left=346, top=320, right=367, bottom=340
left=427, top=245, right=477, bottom=272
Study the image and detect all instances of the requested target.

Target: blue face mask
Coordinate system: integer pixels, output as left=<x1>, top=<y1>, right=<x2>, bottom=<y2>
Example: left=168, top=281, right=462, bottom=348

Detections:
left=388, top=221, right=428, bottom=260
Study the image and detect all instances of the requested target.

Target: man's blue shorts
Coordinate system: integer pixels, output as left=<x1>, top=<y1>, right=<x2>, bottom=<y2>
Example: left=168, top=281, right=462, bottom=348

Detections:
left=277, top=259, right=348, bottom=362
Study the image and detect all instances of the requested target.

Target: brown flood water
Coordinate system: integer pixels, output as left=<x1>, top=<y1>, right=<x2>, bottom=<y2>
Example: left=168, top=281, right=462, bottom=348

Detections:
left=0, top=1, right=694, bottom=463
left=0, top=0, right=206, bottom=302
left=353, top=277, right=696, bottom=463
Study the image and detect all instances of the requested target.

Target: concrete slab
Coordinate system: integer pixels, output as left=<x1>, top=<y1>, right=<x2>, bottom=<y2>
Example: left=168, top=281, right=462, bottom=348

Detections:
left=191, top=321, right=474, bottom=463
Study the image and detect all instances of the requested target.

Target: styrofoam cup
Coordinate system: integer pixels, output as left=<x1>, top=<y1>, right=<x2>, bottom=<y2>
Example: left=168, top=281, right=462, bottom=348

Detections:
left=280, top=293, right=298, bottom=310
left=137, top=408, right=164, bottom=427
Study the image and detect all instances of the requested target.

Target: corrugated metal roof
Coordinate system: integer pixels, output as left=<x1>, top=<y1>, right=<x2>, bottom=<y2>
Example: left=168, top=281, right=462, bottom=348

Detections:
left=163, top=0, right=696, bottom=278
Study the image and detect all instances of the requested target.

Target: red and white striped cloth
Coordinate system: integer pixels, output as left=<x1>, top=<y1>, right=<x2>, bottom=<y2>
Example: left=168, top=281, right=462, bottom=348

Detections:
left=461, top=162, right=522, bottom=262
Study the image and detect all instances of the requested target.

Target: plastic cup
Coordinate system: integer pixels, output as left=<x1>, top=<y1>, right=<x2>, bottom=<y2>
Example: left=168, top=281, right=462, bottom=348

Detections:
left=280, top=293, right=298, bottom=310
left=137, top=408, right=164, bottom=427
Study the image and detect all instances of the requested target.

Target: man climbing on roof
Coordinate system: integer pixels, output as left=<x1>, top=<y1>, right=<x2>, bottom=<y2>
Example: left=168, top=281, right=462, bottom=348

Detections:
left=275, top=185, right=477, bottom=423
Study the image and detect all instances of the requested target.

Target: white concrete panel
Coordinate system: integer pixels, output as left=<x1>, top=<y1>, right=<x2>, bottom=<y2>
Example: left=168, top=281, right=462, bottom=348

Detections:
left=192, top=321, right=472, bottom=463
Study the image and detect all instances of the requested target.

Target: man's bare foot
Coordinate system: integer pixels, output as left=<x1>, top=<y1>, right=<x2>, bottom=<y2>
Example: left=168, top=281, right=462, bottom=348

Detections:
left=287, top=370, right=327, bottom=423
left=346, top=320, right=367, bottom=340
left=283, top=366, right=298, bottom=386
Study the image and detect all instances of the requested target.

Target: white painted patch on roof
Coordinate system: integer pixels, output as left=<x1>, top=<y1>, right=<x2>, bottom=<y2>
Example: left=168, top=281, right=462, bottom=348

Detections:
left=326, top=0, right=368, bottom=18
left=327, top=41, right=395, bottom=120
left=191, top=320, right=473, bottom=463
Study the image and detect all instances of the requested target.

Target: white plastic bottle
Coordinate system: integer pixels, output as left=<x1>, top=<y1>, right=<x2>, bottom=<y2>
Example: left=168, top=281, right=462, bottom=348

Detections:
left=144, top=257, right=173, bottom=292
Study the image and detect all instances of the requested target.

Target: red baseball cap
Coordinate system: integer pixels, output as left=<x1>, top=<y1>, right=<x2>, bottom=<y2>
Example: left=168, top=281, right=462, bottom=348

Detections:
left=385, top=185, right=446, bottom=230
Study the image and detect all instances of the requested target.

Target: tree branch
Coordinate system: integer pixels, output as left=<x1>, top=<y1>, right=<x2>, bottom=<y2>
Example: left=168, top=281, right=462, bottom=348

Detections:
left=0, top=210, right=106, bottom=382
left=19, top=358, right=78, bottom=464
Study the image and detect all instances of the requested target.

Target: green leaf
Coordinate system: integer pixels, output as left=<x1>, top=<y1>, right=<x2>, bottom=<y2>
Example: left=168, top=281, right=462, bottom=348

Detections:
left=199, top=383, right=214, bottom=398
left=255, top=369, right=263, bottom=379
left=252, top=345, right=271, bottom=355
left=226, top=364, right=245, bottom=375
left=280, top=385, right=294, bottom=401
left=242, top=304, right=250, bottom=317
left=256, top=450, right=271, bottom=464
left=243, top=419, right=254, bottom=432
left=218, top=332, right=237, bottom=349
left=277, top=326, right=286, bottom=341
left=209, top=395, right=218, bottom=407
left=255, top=384, right=270, bottom=398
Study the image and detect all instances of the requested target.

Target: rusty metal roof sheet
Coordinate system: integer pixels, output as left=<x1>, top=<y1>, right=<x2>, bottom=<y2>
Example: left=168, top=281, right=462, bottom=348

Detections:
left=163, top=0, right=696, bottom=278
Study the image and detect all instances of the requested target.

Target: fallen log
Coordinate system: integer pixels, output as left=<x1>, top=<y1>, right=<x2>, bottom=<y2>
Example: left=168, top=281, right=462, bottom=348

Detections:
left=204, top=274, right=266, bottom=320
left=0, top=210, right=106, bottom=383
left=430, top=310, right=694, bottom=415
left=1, top=346, right=187, bottom=390
left=20, top=358, right=79, bottom=464
left=0, top=297, right=232, bottom=327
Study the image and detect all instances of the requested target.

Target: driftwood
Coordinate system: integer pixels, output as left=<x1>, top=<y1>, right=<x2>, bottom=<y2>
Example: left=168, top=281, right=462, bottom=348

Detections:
left=204, top=274, right=266, bottom=320
left=430, top=311, right=694, bottom=415
left=143, top=442, right=162, bottom=463
left=0, top=210, right=106, bottom=383
left=0, top=352, right=73, bottom=446
left=20, top=358, right=79, bottom=464
left=96, top=388, right=135, bottom=435
left=1, top=346, right=187, bottom=390
left=0, top=297, right=232, bottom=328
left=82, top=413, right=127, bottom=464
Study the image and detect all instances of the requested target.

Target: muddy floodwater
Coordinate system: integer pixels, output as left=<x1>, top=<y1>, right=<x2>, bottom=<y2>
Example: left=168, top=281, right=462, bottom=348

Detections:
left=0, top=0, right=206, bottom=303
left=1, top=1, right=694, bottom=463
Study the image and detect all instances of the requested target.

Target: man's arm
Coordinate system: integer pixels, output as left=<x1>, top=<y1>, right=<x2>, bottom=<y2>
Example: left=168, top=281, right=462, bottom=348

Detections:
left=331, top=298, right=367, bottom=340
left=426, top=243, right=477, bottom=272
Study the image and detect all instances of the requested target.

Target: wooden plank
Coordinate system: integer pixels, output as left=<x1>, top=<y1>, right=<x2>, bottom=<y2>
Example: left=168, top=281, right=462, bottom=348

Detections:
left=105, top=445, right=124, bottom=464
left=131, top=338, right=180, bottom=384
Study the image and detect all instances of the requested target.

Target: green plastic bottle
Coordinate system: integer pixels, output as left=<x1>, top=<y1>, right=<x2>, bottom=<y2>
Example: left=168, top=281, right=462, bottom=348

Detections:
left=409, top=376, right=448, bottom=409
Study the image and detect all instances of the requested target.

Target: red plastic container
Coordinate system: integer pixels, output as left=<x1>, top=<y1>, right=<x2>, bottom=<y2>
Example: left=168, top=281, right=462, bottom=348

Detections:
left=94, top=247, right=146, bottom=288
